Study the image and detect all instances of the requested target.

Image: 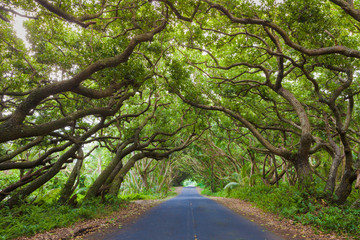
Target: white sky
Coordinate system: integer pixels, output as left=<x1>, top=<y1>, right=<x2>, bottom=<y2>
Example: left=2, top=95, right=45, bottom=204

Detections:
left=12, top=15, right=31, bottom=49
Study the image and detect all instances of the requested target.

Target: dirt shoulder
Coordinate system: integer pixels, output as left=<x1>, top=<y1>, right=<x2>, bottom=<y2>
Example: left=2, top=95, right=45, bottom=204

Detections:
left=209, top=196, right=354, bottom=240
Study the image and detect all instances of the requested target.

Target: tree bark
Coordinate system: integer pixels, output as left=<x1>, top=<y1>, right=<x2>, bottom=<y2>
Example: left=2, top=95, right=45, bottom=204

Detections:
left=334, top=127, right=355, bottom=203
left=324, top=152, right=343, bottom=196
left=323, top=113, right=343, bottom=196
left=85, top=145, right=128, bottom=199
left=292, top=136, right=313, bottom=190
left=108, top=153, right=146, bottom=197
left=58, top=149, right=84, bottom=204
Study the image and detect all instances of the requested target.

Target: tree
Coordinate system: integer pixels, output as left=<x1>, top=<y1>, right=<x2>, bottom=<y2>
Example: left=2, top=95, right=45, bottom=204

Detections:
left=1, top=0, right=360, bottom=207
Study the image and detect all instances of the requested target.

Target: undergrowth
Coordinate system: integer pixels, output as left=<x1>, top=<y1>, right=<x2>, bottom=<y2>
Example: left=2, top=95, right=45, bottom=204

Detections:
left=0, top=198, right=124, bottom=240
left=0, top=191, right=174, bottom=240
left=202, top=182, right=360, bottom=238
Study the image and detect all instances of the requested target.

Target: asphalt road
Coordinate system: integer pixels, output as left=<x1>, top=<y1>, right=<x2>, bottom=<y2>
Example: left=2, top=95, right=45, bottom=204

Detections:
left=100, top=187, right=284, bottom=240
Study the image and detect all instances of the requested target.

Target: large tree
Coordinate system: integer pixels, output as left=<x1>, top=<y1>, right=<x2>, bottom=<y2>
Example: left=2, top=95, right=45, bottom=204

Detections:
left=1, top=0, right=360, bottom=206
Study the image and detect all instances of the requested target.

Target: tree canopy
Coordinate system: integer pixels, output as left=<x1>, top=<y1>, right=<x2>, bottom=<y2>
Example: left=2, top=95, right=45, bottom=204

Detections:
left=1, top=0, right=360, bottom=208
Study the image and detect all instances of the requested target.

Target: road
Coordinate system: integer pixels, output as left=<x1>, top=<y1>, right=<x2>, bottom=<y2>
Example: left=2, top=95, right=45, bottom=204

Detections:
left=98, top=187, right=284, bottom=240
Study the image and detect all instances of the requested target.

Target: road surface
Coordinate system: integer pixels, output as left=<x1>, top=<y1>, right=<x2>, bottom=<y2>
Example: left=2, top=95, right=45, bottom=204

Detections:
left=98, top=187, right=284, bottom=240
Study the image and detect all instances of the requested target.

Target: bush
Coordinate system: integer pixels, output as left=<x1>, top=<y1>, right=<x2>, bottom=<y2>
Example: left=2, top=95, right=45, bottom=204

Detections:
left=202, top=182, right=360, bottom=238
left=201, top=187, right=225, bottom=197
left=0, top=200, right=127, bottom=240
left=120, top=193, right=149, bottom=201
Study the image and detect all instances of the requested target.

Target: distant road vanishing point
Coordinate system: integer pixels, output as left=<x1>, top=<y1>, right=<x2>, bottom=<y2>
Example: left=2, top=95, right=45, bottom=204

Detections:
left=91, top=187, right=284, bottom=240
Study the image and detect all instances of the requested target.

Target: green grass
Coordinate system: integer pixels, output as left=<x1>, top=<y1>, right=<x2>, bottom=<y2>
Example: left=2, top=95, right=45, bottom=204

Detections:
left=0, top=199, right=125, bottom=240
left=202, top=182, right=360, bottom=238
left=119, top=187, right=178, bottom=201
left=119, top=192, right=160, bottom=201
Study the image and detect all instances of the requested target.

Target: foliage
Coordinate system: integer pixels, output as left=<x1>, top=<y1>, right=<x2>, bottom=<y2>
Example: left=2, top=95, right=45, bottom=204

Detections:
left=0, top=199, right=123, bottom=240
left=119, top=192, right=169, bottom=201
left=2, top=0, right=360, bottom=238
left=203, top=181, right=360, bottom=237
left=0, top=188, right=178, bottom=240
left=0, top=170, right=19, bottom=189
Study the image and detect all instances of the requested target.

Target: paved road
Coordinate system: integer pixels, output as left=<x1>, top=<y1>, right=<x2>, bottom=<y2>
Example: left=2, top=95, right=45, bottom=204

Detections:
left=100, top=187, right=284, bottom=240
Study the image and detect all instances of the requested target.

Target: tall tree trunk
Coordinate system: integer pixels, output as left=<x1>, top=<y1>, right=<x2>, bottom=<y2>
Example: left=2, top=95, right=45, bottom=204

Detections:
left=335, top=169, right=353, bottom=204
left=293, top=153, right=313, bottom=189
left=248, top=150, right=258, bottom=187
left=157, top=160, right=171, bottom=194
left=292, top=133, right=313, bottom=189
left=334, top=133, right=354, bottom=203
left=276, top=86, right=314, bottom=190
left=210, top=159, right=215, bottom=192
left=108, top=153, right=145, bottom=197
left=324, top=152, right=342, bottom=196
left=323, top=113, right=343, bottom=197
left=104, top=161, right=124, bottom=189
left=58, top=149, right=84, bottom=204
left=141, top=173, right=149, bottom=191
left=85, top=152, right=121, bottom=199
left=97, top=154, right=102, bottom=175
left=85, top=142, right=135, bottom=200
left=271, top=154, right=279, bottom=186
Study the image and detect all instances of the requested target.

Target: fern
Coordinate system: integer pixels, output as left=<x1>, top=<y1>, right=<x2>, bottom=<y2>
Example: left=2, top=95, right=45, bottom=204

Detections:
left=224, top=182, right=240, bottom=190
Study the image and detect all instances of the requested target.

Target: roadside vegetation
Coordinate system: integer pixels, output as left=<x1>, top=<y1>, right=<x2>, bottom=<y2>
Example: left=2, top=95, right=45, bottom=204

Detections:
left=0, top=198, right=121, bottom=240
left=202, top=180, right=360, bottom=238
left=0, top=187, right=175, bottom=240
left=0, top=154, right=178, bottom=240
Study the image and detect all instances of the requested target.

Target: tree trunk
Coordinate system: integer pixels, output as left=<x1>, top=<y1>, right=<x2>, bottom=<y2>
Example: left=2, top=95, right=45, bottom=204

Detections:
left=293, top=153, right=313, bottom=190
left=108, top=153, right=145, bottom=197
left=157, top=160, right=171, bottom=194
left=324, top=152, right=342, bottom=196
left=355, top=170, right=360, bottom=189
left=141, top=173, right=149, bottom=191
left=210, top=160, right=215, bottom=192
left=248, top=151, right=257, bottom=187
left=323, top=113, right=343, bottom=197
left=334, top=133, right=354, bottom=204
left=85, top=154, right=120, bottom=199
left=276, top=87, right=314, bottom=189
left=85, top=143, right=134, bottom=200
left=58, top=150, right=84, bottom=204
left=334, top=169, right=353, bottom=204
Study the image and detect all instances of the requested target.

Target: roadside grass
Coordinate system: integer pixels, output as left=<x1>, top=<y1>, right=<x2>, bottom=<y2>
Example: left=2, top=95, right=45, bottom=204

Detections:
left=0, top=199, right=121, bottom=240
left=202, top=182, right=360, bottom=238
left=0, top=189, right=177, bottom=240
left=120, top=187, right=178, bottom=201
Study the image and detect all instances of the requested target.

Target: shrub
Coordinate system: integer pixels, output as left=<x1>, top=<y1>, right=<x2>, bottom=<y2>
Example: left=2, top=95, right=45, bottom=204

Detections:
left=202, top=181, right=360, bottom=238
left=0, top=200, right=128, bottom=239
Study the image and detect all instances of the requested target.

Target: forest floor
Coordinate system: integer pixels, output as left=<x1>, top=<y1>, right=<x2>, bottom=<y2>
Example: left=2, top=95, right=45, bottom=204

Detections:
left=14, top=187, right=354, bottom=240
